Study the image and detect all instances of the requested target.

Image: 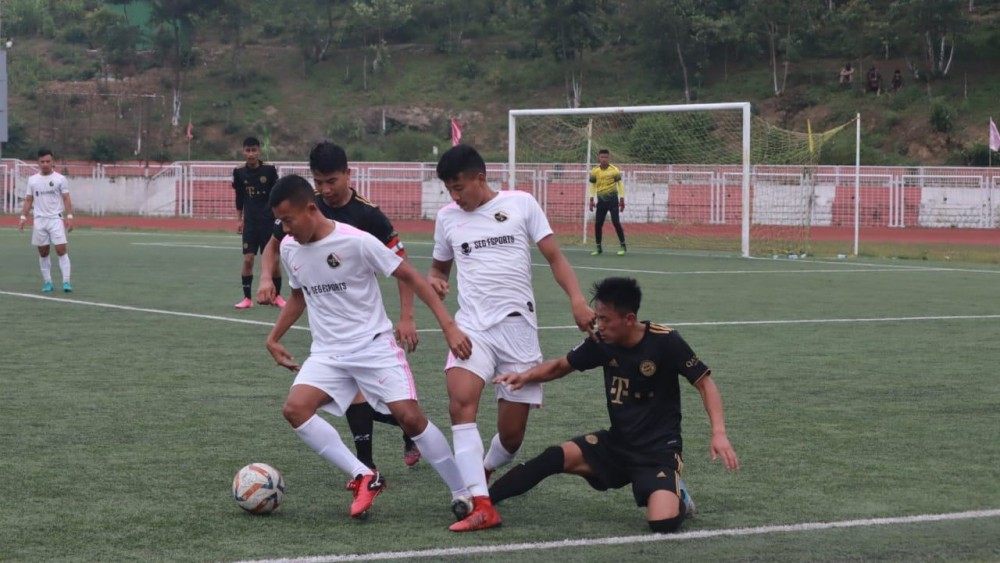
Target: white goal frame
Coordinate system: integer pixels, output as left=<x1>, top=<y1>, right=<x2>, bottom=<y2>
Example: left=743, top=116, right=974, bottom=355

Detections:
left=509, top=103, right=753, bottom=256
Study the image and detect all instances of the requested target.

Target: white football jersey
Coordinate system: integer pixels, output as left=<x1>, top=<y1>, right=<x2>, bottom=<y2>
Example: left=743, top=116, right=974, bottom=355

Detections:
left=281, top=221, right=402, bottom=355
left=433, top=190, right=553, bottom=331
left=26, top=172, right=69, bottom=218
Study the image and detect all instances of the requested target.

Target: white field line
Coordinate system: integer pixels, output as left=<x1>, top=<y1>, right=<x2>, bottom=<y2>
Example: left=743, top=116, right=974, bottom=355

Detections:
left=129, top=242, right=999, bottom=276
left=230, top=508, right=1000, bottom=563
left=3, top=291, right=1000, bottom=332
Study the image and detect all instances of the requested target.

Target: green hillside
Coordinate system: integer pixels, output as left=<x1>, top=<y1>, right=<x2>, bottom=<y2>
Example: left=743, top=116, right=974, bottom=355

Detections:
left=4, top=0, right=1000, bottom=165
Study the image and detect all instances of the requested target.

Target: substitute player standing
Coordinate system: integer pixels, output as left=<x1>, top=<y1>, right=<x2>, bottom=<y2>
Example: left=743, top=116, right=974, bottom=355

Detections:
left=233, top=136, right=283, bottom=309
left=491, top=277, right=740, bottom=533
left=265, top=174, right=474, bottom=522
left=429, top=144, right=595, bottom=532
left=19, top=148, right=74, bottom=293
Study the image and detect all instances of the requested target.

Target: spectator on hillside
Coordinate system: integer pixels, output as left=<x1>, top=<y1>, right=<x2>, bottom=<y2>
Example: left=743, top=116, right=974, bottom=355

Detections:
left=839, top=63, right=854, bottom=86
left=890, top=69, right=902, bottom=93
left=866, top=66, right=882, bottom=96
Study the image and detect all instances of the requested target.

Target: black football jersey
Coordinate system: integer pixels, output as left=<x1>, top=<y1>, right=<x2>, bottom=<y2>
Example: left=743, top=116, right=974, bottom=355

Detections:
left=565, top=322, right=709, bottom=458
left=233, top=163, right=279, bottom=225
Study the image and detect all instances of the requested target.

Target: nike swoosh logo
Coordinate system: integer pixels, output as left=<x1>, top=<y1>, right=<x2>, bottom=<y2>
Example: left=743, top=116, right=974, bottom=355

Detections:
left=293, top=265, right=302, bottom=272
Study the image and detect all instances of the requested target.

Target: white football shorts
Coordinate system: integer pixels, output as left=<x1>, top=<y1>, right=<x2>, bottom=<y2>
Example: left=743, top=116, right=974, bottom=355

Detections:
left=292, top=333, right=417, bottom=417
left=31, top=217, right=68, bottom=246
left=445, top=314, right=544, bottom=407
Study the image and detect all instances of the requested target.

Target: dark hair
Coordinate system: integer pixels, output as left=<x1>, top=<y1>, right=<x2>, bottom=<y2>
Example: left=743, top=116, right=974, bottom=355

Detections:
left=243, top=137, right=261, bottom=148
left=598, top=149, right=610, bottom=156
left=844, top=63, right=851, bottom=70
left=591, top=277, right=642, bottom=316
left=269, top=174, right=316, bottom=209
left=309, top=141, right=349, bottom=174
left=37, top=148, right=53, bottom=158
left=436, top=144, right=486, bottom=182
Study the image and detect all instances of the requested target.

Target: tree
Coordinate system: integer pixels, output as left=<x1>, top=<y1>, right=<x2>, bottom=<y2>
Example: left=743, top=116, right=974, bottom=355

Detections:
left=742, top=0, right=815, bottom=96
left=148, top=0, right=223, bottom=126
left=890, top=0, right=966, bottom=78
left=532, top=0, right=610, bottom=108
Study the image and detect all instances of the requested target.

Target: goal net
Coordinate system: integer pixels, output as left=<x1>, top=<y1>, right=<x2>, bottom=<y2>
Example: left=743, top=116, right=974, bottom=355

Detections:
left=508, top=103, right=857, bottom=257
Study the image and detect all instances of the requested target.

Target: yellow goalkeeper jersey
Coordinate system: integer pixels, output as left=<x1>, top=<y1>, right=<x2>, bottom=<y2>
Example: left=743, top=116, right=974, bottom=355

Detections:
left=589, top=164, right=624, bottom=199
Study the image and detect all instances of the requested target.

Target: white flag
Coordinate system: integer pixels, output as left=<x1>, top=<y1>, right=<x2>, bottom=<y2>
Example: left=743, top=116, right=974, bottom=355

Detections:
left=990, top=118, right=1000, bottom=152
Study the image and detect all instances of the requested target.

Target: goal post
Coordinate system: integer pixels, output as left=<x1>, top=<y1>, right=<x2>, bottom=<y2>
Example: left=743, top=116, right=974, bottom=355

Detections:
left=508, top=103, right=858, bottom=258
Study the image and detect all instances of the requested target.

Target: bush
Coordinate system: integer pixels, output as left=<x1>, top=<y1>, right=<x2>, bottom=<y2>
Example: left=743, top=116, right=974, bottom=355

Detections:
left=88, top=134, right=128, bottom=162
left=383, top=130, right=442, bottom=161
left=930, top=99, right=955, bottom=133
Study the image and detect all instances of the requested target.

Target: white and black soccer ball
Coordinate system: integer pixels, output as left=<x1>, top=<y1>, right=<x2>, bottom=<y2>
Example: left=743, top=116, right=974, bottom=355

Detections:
left=232, top=463, right=285, bottom=514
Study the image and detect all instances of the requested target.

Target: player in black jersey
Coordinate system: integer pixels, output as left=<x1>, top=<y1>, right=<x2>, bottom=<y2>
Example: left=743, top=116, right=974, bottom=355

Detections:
left=233, top=137, right=282, bottom=309
left=255, top=142, right=423, bottom=471
left=490, top=277, right=739, bottom=533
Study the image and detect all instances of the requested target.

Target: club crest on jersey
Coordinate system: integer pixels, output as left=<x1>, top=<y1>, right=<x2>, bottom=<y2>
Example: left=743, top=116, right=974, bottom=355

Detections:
left=326, top=253, right=342, bottom=268
left=460, top=242, right=472, bottom=256
left=494, top=210, right=508, bottom=222
left=585, top=434, right=599, bottom=445
left=49, top=181, right=54, bottom=187
left=639, top=360, right=657, bottom=377
left=260, top=176, right=269, bottom=184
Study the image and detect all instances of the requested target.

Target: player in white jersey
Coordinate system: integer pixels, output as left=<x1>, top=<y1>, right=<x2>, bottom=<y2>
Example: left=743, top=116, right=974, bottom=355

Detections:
left=18, top=148, right=75, bottom=293
left=428, top=145, right=596, bottom=532
left=265, top=174, right=476, bottom=523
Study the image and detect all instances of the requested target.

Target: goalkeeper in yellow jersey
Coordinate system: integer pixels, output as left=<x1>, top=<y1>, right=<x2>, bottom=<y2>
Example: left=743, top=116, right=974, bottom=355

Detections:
left=588, top=149, right=627, bottom=256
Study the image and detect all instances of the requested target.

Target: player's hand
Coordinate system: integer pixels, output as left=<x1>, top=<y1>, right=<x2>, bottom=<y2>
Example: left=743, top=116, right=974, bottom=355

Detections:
left=493, top=372, right=528, bottom=391
left=619, top=199, right=625, bottom=212
left=443, top=324, right=472, bottom=360
left=18, top=217, right=27, bottom=232
left=266, top=340, right=300, bottom=372
left=710, top=433, right=740, bottom=472
left=394, top=318, right=419, bottom=353
left=236, top=220, right=244, bottom=234
left=64, top=217, right=74, bottom=232
left=571, top=299, right=596, bottom=339
left=256, top=278, right=276, bottom=305
left=429, top=278, right=449, bottom=300
left=588, top=198, right=595, bottom=212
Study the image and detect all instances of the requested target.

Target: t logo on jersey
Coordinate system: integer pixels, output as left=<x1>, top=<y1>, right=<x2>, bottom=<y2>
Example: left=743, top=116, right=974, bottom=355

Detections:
left=460, top=242, right=472, bottom=256
left=326, top=253, right=341, bottom=268
left=494, top=211, right=508, bottom=222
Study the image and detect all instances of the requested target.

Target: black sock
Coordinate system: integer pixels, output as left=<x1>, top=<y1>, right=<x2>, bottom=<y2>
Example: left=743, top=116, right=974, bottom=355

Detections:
left=371, top=411, right=401, bottom=427
left=241, top=275, right=253, bottom=299
left=345, top=403, right=376, bottom=469
left=489, top=445, right=564, bottom=504
left=273, top=276, right=282, bottom=295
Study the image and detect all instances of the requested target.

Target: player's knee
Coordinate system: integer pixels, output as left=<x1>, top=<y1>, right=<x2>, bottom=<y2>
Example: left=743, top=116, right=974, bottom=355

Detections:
left=281, top=400, right=311, bottom=427
left=648, top=514, right=684, bottom=534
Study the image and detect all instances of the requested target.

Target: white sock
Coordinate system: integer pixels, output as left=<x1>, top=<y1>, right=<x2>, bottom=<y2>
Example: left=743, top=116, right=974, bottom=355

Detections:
left=483, top=433, right=519, bottom=472
left=452, top=422, right=488, bottom=497
left=411, top=420, right=469, bottom=499
left=293, top=415, right=371, bottom=478
left=58, top=254, right=71, bottom=282
left=39, top=256, right=52, bottom=283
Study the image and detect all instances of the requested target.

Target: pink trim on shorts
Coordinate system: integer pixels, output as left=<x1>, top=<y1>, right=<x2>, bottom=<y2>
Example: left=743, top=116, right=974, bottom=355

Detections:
left=385, top=335, right=417, bottom=400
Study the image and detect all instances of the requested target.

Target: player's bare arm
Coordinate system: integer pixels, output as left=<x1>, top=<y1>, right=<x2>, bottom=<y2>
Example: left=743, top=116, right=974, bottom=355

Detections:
left=536, top=236, right=595, bottom=336
left=18, top=194, right=33, bottom=231
left=694, top=374, right=740, bottom=471
left=393, top=260, right=471, bottom=360
left=393, top=249, right=419, bottom=352
left=256, top=236, right=282, bottom=303
left=428, top=258, right=453, bottom=300
left=62, top=193, right=75, bottom=232
left=265, top=288, right=306, bottom=371
left=494, top=357, right=574, bottom=391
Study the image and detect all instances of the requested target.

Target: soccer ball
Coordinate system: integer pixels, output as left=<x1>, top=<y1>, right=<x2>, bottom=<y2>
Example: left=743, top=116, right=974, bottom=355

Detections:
left=232, top=463, right=285, bottom=514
